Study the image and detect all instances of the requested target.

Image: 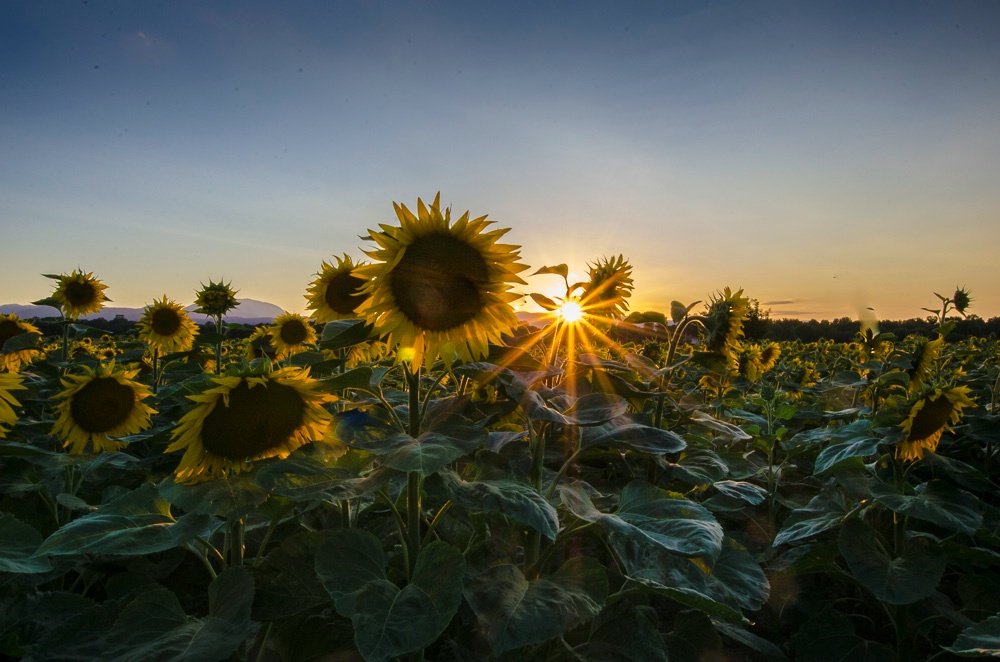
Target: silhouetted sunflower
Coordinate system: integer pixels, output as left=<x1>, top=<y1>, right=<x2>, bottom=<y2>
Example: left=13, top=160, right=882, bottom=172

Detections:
left=137, top=296, right=199, bottom=354
left=269, top=313, right=317, bottom=357
left=51, top=269, right=109, bottom=319
left=579, top=254, right=634, bottom=319
left=701, top=287, right=750, bottom=371
left=907, top=336, right=943, bottom=393
left=0, top=372, right=25, bottom=438
left=306, top=255, right=369, bottom=323
left=897, top=386, right=975, bottom=462
left=194, top=279, right=239, bottom=317
left=51, top=363, right=156, bottom=454
left=165, top=366, right=335, bottom=482
left=358, top=193, right=528, bottom=368
left=952, top=286, right=973, bottom=315
left=0, top=314, right=42, bottom=372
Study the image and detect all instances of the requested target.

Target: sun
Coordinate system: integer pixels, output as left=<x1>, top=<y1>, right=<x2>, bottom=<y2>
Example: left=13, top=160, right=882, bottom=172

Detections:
left=558, top=299, right=584, bottom=323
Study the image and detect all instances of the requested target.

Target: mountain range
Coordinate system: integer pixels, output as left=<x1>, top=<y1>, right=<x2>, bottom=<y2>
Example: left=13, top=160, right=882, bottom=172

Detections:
left=0, top=299, right=286, bottom=325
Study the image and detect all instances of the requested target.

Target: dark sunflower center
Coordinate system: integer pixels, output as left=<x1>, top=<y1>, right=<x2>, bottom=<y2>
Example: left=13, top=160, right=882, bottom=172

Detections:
left=65, top=281, right=97, bottom=307
left=908, top=395, right=955, bottom=442
left=200, top=380, right=306, bottom=459
left=389, top=233, right=489, bottom=332
left=69, top=377, right=136, bottom=433
left=151, top=308, right=182, bottom=336
left=0, top=320, right=25, bottom=346
left=325, top=271, right=367, bottom=314
left=279, top=320, right=309, bottom=346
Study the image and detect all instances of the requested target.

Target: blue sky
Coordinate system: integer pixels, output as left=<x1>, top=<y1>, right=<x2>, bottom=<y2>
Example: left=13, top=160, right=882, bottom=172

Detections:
left=3, top=0, right=999, bottom=321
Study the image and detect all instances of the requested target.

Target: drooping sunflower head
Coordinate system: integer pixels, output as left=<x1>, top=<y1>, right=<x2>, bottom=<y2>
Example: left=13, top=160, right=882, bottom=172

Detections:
left=268, top=313, right=318, bottom=356
left=952, top=286, right=973, bottom=315
left=306, top=255, right=369, bottom=323
left=194, top=279, right=239, bottom=317
left=51, top=362, right=156, bottom=454
left=897, top=386, right=976, bottom=462
left=358, top=193, right=528, bottom=369
left=138, top=296, right=199, bottom=354
left=578, top=254, right=634, bottom=320
left=0, top=314, right=42, bottom=372
left=759, top=343, right=781, bottom=372
left=737, top=345, right=764, bottom=383
left=907, top=336, right=943, bottom=393
left=245, top=326, right=280, bottom=361
left=165, top=365, right=335, bottom=482
left=51, top=269, right=109, bottom=319
left=701, top=287, right=750, bottom=369
left=0, top=372, right=26, bottom=438
left=345, top=339, right=391, bottom=368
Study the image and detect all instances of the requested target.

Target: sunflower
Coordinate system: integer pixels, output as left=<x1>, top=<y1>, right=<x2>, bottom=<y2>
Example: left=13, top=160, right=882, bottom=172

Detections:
left=245, top=326, right=280, bottom=361
left=907, top=336, right=943, bottom=393
left=700, top=287, right=750, bottom=371
left=306, top=255, right=369, bottom=323
left=269, top=313, right=317, bottom=357
left=0, top=314, right=42, bottom=372
left=51, top=269, right=109, bottom=319
left=358, top=193, right=528, bottom=369
left=194, top=279, right=239, bottom=317
left=951, top=286, right=973, bottom=315
left=897, top=386, right=976, bottom=462
left=165, top=366, right=335, bottom=482
left=51, top=362, right=156, bottom=454
left=578, top=254, right=634, bottom=319
left=0, top=372, right=25, bottom=438
left=137, top=296, right=199, bottom=354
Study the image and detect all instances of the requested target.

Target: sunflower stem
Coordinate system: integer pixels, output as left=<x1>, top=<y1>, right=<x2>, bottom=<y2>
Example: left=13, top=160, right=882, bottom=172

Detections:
left=525, top=422, right=545, bottom=574
left=60, top=319, right=70, bottom=362
left=405, top=366, right=423, bottom=581
left=214, top=313, right=224, bottom=375
left=152, top=347, right=160, bottom=395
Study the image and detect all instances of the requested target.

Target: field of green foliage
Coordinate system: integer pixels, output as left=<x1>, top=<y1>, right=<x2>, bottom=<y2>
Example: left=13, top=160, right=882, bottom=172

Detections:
left=2, top=196, right=999, bottom=661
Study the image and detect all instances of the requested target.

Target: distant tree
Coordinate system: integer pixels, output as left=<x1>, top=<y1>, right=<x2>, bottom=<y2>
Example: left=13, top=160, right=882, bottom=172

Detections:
left=743, top=299, right=771, bottom=340
left=623, top=310, right=668, bottom=326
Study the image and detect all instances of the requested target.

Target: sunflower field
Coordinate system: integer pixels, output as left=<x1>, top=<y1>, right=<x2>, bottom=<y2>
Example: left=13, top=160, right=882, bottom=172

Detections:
left=2, top=195, right=999, bottom=661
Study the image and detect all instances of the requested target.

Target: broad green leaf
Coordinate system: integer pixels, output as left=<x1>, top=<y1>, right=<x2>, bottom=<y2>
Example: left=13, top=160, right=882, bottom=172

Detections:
left=158, top=474, right=268, bottom=519
left=690, top=410, right=752, bottom=441
left=561, top=481, right=723, bottom=563
left=943, top=614, right=1000, bottom=656
left=439, top=470, right=558, bottom=541
left=712, top=480, right=767, bottom=505
left=317, top=367, right=375, bottom=393
left=465, top=557, right=607, bottom=656
left=572, top=598, right=668, bottom=662
left=564, top=393, right=629, bottom=425
left=714, top=620, right=788, bottom=660
left=253, top=531, right=331, bottom=621
left=2, top=332, right=40, bottom=354
left=707, top=537, right=770, bottom=611
left=773, top=488, right=851, bottom=547
left=838, top=519, right=945, bottom=605
left=0, top=515, right=53, bottom=573
left=316, top=528, right=387, bottom=612
left=657, top=448, right=728, bottom=487
left=582, top=421, right=686, bottom=455
left=869, top=479, right=982, bottom=535
left=354, top=420, right=486, bottom=476
left=532, top=264, right=569, bottom=279
left=103, top=567, right=253, bottom=662
left=791, top=612, right=896, bottom=662
left=625, top=577, right=746, bottom=624
left=529, top=292, right=561, bottom=311
left=665, top=610, right=723, bottom=662
left=918, top=451, right=992, bottom=493
left=253, top=448, right=389, bottom=501
left=813, top=437, right=883, bottom=475
left=36, top=484, right=216, bottom=557
left=319, top=319, right=373, bottom=350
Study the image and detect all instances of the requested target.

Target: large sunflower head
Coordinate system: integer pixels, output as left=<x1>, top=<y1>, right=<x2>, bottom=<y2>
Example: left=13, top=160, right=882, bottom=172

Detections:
left=897, top=386, right=976, bottom=462
left=51, top=269, right=109, bottom=319
left=578, top=254, right=634, bottom=320
left=907, top=336, right=943, bottom=393
left=138, top=296, right=199, bottom=354
left=0, top=314, right=42, bottom=373
left=0, top=372, right=26, bottom=438
left=358, top=193, right=528, bottom=369
left=306, top=255, right=369, bottom=323
left=268, top=313, right=318, bottom=356
left=165, top=365, right=335, bottom=482
left=194, top=279, right=239, bottom=317
left=701, top=287, right=750, bottom=370
left=51, top=362, right=156, bottom=454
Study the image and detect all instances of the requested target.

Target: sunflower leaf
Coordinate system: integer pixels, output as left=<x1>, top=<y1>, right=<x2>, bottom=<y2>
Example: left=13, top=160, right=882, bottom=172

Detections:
left=253, top=530, right=331, bottom=621
left=319, top=319, right=373, bottom=351
left=869, top=479, right=983, bottom=535
left=943, top=614, right=1000, bottom=656
left=438, top=469, right=559, bottom=541
left=813, top=436, right=883, bottom=475
left=581, top=421, right=687, bottom=454
left=2, top=332, right=40, bottom=354
left=772, top=487, right=852, bottom=547
left=529, top=293, right=561, bottom=312
left=464, top=557, right=607, bottom=656
left=158, top=474, right=268, bottom=519
left=0, top=514, right=53, bottom=573
left=532, top=264, right=569, bottom=279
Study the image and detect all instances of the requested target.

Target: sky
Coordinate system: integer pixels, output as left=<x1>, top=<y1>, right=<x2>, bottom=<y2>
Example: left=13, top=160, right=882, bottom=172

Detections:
left=2, top=0, right=999, bottom=322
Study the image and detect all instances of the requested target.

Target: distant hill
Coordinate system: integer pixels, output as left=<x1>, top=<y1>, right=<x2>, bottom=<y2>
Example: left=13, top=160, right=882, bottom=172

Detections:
left=0, top=299, right=285, bottom=325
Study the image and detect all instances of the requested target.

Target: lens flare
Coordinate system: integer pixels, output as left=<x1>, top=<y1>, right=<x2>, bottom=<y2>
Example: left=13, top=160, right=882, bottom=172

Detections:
left=559, top=300, right=584, bottom=323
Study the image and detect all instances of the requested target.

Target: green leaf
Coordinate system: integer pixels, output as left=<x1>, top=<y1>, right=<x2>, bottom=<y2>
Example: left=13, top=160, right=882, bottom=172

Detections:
left=36, top=484, right=216, bottom=557
left=658, top=448, right=728, bottom=486
left=31, top=296, right=62, bottom=309
left=944, top=614, right=1000, bottom=656
left=253, top=446, right=388, bottom=501
left=253, top=531, right=331, bottom=621
left=465, top=557, right=607, bottom=656
left=791, top=612, right=896, bottom=662
left=102, top=567, right=253, bottom=662
left=317, top=531, right=465, bottom=661
left=0, top=515, right=53, bottom=573
left=561, top=481, right=723, bottom=563
left=838, top=519, right=945, bottom=605
left=438, top=470, right=559, bottom=541
left=317, top=366, right=375, bottom=392
left=158, top=474, right=268, bottom=519
left=532, top=264, right=569, bottom=279
left=918, top=451, right=992, bottom=492
left=869, top=479, right=982, bottom=535
left=625, top=577, right=746, bottom=624
left=712, top=480, right=767, bottom=505
left=352, top=420, right=486, bottom=476
left=582, top=421, right=686, bottom=455
left=564, top=393, right=629, bottom=425
left=689, top=410, right=752, bottom=442
left=713, top=619, right=788, bottom=660
left=813, top=436, right=883, bottom=475
left=2, top=332, right=40, bottom=354
left=773, top=488, right=852, bottom=547
left=572, top=598, right=668, bottom=662
left=319, top=319, right=373, bottom=351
